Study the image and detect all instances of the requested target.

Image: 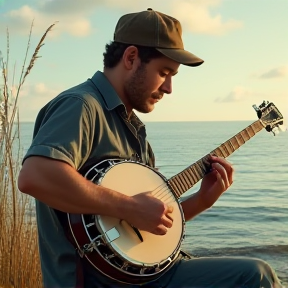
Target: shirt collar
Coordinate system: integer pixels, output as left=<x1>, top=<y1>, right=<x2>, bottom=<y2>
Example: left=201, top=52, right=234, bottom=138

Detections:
left=89, top=71, right=145, bottom=129
left=90, top=71, right=123, bottom=111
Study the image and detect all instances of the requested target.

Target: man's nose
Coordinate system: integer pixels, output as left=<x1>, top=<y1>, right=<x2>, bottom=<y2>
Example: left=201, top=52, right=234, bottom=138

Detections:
left=160, top=77, right=172, bottom=94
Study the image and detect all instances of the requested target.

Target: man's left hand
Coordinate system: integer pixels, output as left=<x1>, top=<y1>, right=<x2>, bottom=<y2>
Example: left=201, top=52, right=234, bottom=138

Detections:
left=198, top=155, right=234, bottom=209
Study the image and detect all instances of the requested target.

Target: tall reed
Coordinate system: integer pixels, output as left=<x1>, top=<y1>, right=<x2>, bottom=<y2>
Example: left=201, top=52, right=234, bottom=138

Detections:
left=0, top=22, right=56, bottom=288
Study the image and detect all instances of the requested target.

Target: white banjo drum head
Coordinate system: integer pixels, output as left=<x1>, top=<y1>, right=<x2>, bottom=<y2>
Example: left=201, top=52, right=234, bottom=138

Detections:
left=95, top=162, right=184, bottom=265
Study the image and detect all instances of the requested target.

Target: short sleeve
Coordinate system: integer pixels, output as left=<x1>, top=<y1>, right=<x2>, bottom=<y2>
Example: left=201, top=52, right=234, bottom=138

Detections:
left=23, top=94, right=97, bottom=170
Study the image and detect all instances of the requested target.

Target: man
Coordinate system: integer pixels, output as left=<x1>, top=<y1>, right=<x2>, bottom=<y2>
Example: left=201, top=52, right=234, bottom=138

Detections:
left=18, top=8, right=282, bottom=288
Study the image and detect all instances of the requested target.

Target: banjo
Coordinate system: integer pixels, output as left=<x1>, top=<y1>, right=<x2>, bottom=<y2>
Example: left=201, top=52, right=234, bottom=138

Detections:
left=67, top=101, right=284, bottom=284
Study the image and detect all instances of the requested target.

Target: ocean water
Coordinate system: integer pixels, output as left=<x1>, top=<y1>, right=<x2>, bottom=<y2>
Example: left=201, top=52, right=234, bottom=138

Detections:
left=20, top=120, right=288, bottom=285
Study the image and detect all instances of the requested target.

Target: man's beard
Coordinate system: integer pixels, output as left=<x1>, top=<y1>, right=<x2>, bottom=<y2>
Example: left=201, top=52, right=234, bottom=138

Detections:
left=124, top=64, right=158, bottom=114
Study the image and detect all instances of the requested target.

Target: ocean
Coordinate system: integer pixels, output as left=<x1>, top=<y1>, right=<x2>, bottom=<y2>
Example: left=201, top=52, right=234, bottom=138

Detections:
left=20, top=120, right=288, bottom=285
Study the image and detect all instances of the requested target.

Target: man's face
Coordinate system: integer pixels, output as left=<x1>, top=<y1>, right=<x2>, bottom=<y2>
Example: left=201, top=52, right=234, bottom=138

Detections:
left=123, top=56, right=180, bottom=114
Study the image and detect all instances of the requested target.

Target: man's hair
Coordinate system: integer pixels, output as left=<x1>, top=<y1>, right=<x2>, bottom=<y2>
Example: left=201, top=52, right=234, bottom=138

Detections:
left=103, top=41, right=163, bottom=68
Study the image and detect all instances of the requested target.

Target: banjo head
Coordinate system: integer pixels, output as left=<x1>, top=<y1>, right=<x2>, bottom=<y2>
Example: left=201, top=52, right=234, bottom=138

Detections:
left=96, top=161, right=184, bottom=264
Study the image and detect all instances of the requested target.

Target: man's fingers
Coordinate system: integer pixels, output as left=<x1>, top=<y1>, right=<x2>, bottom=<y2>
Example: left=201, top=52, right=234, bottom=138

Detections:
left=212, top=162, right=228, bottom=181
left=166, top=212, right=174, bottom=223
left=211, top=158, right=234, bottom=188
left=153, top=225, right=168, bottom=235
left=167, top=206, right=174, bottom=213
left=164, top=205, right=174, bottom=226
left=161, top=215, right=173, bottom=228
left=210, top=156, right=234, bottom=172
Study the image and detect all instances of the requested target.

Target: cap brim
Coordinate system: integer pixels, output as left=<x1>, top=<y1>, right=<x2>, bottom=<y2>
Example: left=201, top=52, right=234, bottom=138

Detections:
left=156, top=48, right=204, bottom=67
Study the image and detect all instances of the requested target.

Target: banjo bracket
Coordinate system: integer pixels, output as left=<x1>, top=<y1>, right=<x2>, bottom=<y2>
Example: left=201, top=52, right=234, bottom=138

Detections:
left=77, top=235, right=103, bottom=258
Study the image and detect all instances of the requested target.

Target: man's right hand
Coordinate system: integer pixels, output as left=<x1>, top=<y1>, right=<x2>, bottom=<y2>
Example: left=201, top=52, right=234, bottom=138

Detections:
left=124, top=192, right=174, bottom=235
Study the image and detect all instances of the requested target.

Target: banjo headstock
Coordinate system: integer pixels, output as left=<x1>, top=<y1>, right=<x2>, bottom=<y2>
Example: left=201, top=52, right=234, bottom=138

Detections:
left=253, top=101, right=285, bottom=135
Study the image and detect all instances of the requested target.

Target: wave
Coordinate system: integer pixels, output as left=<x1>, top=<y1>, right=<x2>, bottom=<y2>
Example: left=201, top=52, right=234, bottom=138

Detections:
left=186, top=244, right=288, bottom=257
left=191, top=206, right=288, bottom=224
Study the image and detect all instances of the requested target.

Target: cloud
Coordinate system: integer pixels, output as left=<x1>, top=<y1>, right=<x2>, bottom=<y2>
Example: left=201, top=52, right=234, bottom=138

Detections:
left=102, top=0, right=243, bottom=35
left=171, top=0, right=243, bottom=35
left=0, top=0, right=242, bottom=38
left=215, top=86, right=256, bottom=103
left=214, top=86, right=285, bottom=105
left=259, top=66, right=288, bottom=79
left=17, top=82, right=61, bottom=121
left=0, top=4, right=91, bottom=37
left=37, top=0, right=103, bottom=15
left=18, top=82, right=59, bottom=99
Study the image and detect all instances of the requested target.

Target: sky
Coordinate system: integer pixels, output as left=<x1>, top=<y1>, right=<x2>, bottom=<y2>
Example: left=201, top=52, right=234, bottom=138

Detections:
left=0, top=0, right=287, bottom=123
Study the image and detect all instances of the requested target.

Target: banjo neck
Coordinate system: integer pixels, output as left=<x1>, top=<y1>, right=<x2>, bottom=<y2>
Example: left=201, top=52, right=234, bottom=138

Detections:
left=167, top=120, right=265, bottom=198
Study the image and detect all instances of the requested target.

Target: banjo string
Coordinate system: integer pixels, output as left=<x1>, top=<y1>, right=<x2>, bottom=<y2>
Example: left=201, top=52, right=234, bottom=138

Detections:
left=151, top=183, right=177, bottom=204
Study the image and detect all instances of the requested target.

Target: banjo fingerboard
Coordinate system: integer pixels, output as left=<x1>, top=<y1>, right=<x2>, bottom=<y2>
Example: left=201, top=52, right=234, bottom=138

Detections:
left=168, top=120, right=265, bottom=198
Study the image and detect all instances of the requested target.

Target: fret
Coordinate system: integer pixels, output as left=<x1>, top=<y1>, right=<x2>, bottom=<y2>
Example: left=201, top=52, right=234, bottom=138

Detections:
left=250, top=124, right=257, bottom=134
left=239, top=131, right=246, bottom=144
left=168, top=120, right=265, bottom=198
left=241, top=129, right=250, bottom=140
left=216, top=146, right=226, bottom=158
left=168, top=181, right=182, bottom=198
left=223, top=143, right=231, bottom=155
left=185, top=167, right=199, bottom=183
left=192, top=163, right=203, bottom=180
left=234, top=135, right=242, bottom=147
left=227, top=140, right=236, bottom=152
left=221, top=144, right=229, bottom=157
left=195, top=159, right=206, bottom=175
left=178, top=173, right=191, bottom=191
left=233, top=137, right=241, bottom=149
left=248, top=127, right=254, bottom=136
left=246, top=125, right=252, bottom=137
left=225, top=141, right=234, bottom=154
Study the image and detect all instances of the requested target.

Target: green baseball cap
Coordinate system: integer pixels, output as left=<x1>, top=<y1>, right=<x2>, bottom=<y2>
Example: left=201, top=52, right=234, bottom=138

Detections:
left=114, top=8, right=204, bottom=67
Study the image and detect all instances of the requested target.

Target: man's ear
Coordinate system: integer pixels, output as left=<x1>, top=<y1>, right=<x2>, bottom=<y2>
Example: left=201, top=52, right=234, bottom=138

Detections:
left=123, top=46, right=139, bottom=70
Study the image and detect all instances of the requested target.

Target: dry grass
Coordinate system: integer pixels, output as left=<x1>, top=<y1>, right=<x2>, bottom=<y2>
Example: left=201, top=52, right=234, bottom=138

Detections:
left=0, top=22, right=56, bottom=288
